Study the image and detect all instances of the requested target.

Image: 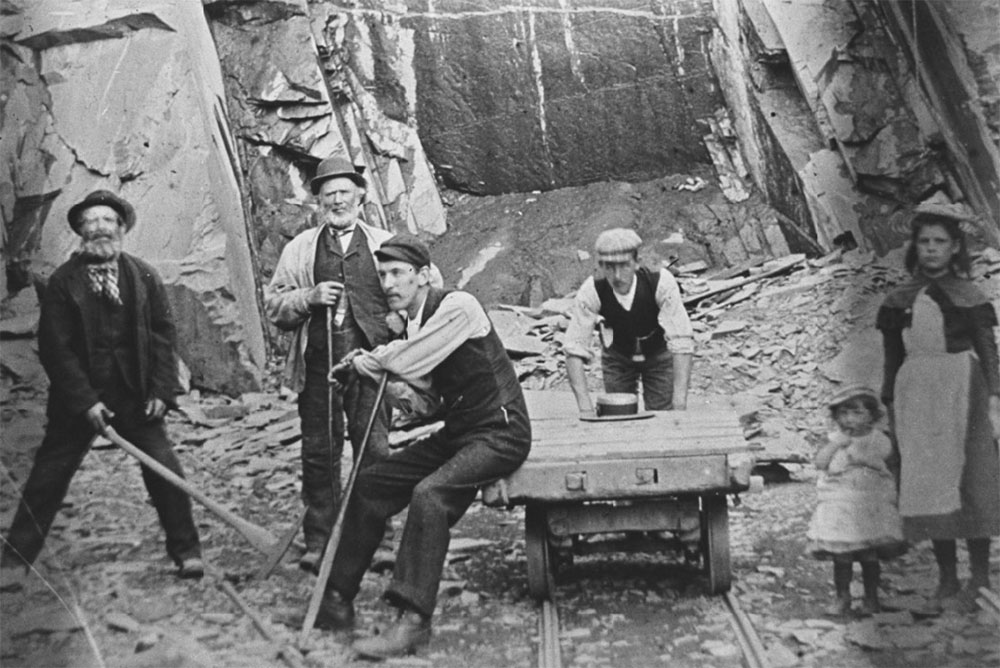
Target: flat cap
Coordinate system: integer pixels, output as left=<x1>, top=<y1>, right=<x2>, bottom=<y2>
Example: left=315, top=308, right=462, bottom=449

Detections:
left=311, top=156, right=366, bottom=194
left=827, top=384, right=880, bottom=409
left=594, top=228, right=642, bottom=262
left=67, top=190, right=136, bottom=234
left=375, top=234, right=432, bottom=269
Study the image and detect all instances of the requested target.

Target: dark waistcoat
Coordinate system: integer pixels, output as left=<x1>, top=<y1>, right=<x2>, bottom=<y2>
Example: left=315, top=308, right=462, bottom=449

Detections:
left=595, top=267, right=666, bottom=358
left=86, top=262, right=139, bottom=399
left=421, top=288, right=526, bottom=435
left=307, top=227, right=389, bottom=354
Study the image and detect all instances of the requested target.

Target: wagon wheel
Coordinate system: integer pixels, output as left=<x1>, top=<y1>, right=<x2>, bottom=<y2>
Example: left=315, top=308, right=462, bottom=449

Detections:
left=700, top=494, right=731, bottom=594
left=525, top=504, right=555, bottom=600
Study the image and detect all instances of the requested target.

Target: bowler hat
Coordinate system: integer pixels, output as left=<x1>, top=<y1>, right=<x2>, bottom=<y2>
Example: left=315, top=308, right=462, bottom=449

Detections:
left=375, top=234, right=431, bottom=269
left=67, top=190, right=136, bottom=234
left=595, top=228, right=642, bottom=262
left=311, top=156, right=366, bottom=194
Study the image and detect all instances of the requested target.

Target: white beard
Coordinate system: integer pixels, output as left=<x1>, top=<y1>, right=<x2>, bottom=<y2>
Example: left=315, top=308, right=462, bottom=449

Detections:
left=323, top=208, right=358, bottom=230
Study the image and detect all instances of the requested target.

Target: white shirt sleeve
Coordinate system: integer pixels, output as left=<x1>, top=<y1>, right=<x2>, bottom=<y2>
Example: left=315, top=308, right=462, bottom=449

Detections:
left=655, top=269, right=695, bottom=354
left=369, top=292, right=490, bottom=381
left=563, top=276, right=601, bottom=361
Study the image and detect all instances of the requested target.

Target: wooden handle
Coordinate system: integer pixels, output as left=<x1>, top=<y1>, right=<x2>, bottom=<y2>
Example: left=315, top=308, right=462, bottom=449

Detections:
left=105, top=427, right=278, bottom=554
left=300, top=373, right=388, bottom=644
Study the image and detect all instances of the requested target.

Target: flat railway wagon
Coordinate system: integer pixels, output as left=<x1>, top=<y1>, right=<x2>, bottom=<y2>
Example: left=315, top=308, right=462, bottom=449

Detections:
left=482, top=391, right=761, bottom=600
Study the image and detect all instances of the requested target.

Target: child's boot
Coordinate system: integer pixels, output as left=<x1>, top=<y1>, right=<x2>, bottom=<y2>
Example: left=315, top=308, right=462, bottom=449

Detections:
left=858, top=561, right=881, bottom=617
left=825, top=561, right=853, bottom=617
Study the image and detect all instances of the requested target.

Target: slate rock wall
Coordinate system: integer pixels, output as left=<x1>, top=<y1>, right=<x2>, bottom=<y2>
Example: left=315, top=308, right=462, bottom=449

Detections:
left=2, top=1, right=266, bottom=395
left=402, top=0, right=722, bottom=195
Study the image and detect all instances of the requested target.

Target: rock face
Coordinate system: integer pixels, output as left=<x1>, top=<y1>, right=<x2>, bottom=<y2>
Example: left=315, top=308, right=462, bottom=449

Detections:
left=401, top=0, right=723, bottom=194
left=710, top=0, right=999, bottom=255
left=2, top=1, right=265, bottom=394
left=204, top=0, right=447, bottom=333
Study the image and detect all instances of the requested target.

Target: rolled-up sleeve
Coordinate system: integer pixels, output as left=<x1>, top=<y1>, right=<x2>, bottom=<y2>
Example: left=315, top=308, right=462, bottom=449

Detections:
left=563, top=277, right=601, bottom=361
left=656, top=269, right=694, bottom=354
left=368, top=292, right=490, bottom=382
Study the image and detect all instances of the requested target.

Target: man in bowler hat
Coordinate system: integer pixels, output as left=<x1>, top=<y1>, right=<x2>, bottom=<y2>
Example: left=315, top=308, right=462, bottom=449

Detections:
left=265, top=156, right=440, bottom=572
left=1, top=190, right=203, bottom=578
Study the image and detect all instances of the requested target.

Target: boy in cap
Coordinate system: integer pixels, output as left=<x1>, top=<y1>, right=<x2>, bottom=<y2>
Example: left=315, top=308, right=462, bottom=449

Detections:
left=313, top=235, right=531, bottom=660
left=1, top=190, right=203, bottom=578
left=564, top=227, right=694, bottom=414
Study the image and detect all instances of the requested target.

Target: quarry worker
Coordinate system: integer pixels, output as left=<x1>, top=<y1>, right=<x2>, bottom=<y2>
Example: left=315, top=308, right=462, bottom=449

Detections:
left=0, top=190, right=204, bottom=579
left=564, top=227, right=694, bottom=415
left=313, top=235, right=532, bottom=660
left=264, top=156, right=397, bottom=574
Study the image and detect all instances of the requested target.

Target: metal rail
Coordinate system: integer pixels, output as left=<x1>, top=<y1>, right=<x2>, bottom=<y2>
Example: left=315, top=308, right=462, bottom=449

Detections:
left=537, top=598, right=562, bottom=668
left=537, top=589, right=768, bottom=668
left=724, top=590, right=770, bottom=668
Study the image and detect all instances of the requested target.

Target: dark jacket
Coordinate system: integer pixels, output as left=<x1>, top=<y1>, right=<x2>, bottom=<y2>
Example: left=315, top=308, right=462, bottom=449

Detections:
left=39, top=252, right=182, bottom=418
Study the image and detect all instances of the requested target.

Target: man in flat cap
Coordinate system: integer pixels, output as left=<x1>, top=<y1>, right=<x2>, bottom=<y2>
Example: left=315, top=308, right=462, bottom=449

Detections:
left=1, top=190, right=203, bottom=578
left=312, top=235, right=531, bottom=660
left=564, top=227, right=694, bottom=415
left=265, top=157, right=439, bottom=573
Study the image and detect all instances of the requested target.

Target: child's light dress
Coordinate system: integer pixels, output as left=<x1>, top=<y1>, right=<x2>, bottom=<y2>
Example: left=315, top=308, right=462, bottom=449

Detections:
left=806, top=430, right=906, bottom=560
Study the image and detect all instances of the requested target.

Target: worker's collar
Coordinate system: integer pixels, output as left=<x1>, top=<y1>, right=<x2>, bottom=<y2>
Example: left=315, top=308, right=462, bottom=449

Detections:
left=327, top=222, right=357, bottom=237
left=405, top=290, right=430, bottom=335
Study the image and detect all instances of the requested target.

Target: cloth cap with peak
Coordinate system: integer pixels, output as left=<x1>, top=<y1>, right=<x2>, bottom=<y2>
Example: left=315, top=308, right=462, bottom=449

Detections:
left=375, top=234, right=432, bottom=269
left=67, top=190, right=136, bottom=234
left=594, top=228, right=642, bottom=262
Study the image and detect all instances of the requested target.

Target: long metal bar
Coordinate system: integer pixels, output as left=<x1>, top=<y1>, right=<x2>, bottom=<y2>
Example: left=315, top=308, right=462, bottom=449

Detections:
left=219, top=579, right=306, bottom=668
left=724, top=590, right=769, bottom=668
left=537, top=598, right=562, bottom=668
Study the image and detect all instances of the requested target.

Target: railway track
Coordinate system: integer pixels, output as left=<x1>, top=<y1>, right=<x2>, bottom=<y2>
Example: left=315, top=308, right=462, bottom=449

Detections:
left=535, top=588, right=770, bottom=668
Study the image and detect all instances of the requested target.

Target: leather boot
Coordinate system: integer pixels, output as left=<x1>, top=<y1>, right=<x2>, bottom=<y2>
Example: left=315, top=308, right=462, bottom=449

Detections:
left=315, top=589, right=355, bottom=631
left=353, top=609, right=431, bottom=659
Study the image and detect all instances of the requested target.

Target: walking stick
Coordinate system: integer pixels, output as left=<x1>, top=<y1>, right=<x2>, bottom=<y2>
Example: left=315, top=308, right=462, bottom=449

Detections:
left=104, top=427, right=279, bottom=554
left=258, top=303, right=346, bottom=580
left=299, top=372, right=389, bottom=645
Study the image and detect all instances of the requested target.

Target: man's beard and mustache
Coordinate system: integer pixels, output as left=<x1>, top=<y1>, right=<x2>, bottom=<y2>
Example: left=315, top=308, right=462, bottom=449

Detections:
left=79, top=231, right=123, bottom=262
left=323, top=205, right=358, bottom=230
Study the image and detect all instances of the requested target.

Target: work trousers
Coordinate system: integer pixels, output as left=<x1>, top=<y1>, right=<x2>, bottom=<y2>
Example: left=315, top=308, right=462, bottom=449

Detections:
left=3, top=401, right=201, bottom=567
left=328, top=405, right=531, bottom=617
left=601, top=347, right=674, bottom=410
left=299, top=320, right=390, bottom=553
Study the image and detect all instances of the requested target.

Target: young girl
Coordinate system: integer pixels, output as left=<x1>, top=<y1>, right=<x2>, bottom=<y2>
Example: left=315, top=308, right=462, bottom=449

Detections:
left=877, top=212, right=999, bottom=615
left=807, top=385, right=906, bottom=616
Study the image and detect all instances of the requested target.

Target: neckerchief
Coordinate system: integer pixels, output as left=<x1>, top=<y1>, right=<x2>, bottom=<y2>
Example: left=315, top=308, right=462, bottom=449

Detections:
left=86, top=262, right=122, bottom=305
left=881, top=270, right=989, bottom=310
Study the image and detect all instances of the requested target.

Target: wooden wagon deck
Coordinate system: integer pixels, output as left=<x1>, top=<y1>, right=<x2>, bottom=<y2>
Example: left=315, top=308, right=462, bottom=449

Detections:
left=482, top=390, right=759, bottom=507
left=481, top=390, right=761, bottom=598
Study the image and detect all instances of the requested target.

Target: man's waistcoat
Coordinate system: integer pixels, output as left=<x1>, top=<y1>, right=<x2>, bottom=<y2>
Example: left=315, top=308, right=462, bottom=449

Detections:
left=595, top=267, right=666, bottom=358
left=421, top=288, right=526, bottom=434
left=309, top=227, right=389, bottom=349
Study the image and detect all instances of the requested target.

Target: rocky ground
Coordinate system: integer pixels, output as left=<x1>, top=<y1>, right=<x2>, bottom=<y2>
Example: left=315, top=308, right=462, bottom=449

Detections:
left=2, top=190, right=1000, bottom=666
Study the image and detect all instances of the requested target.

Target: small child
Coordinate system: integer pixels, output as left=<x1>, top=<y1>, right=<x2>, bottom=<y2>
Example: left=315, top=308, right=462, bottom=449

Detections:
left=806, top=385, right=906, bottom=617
